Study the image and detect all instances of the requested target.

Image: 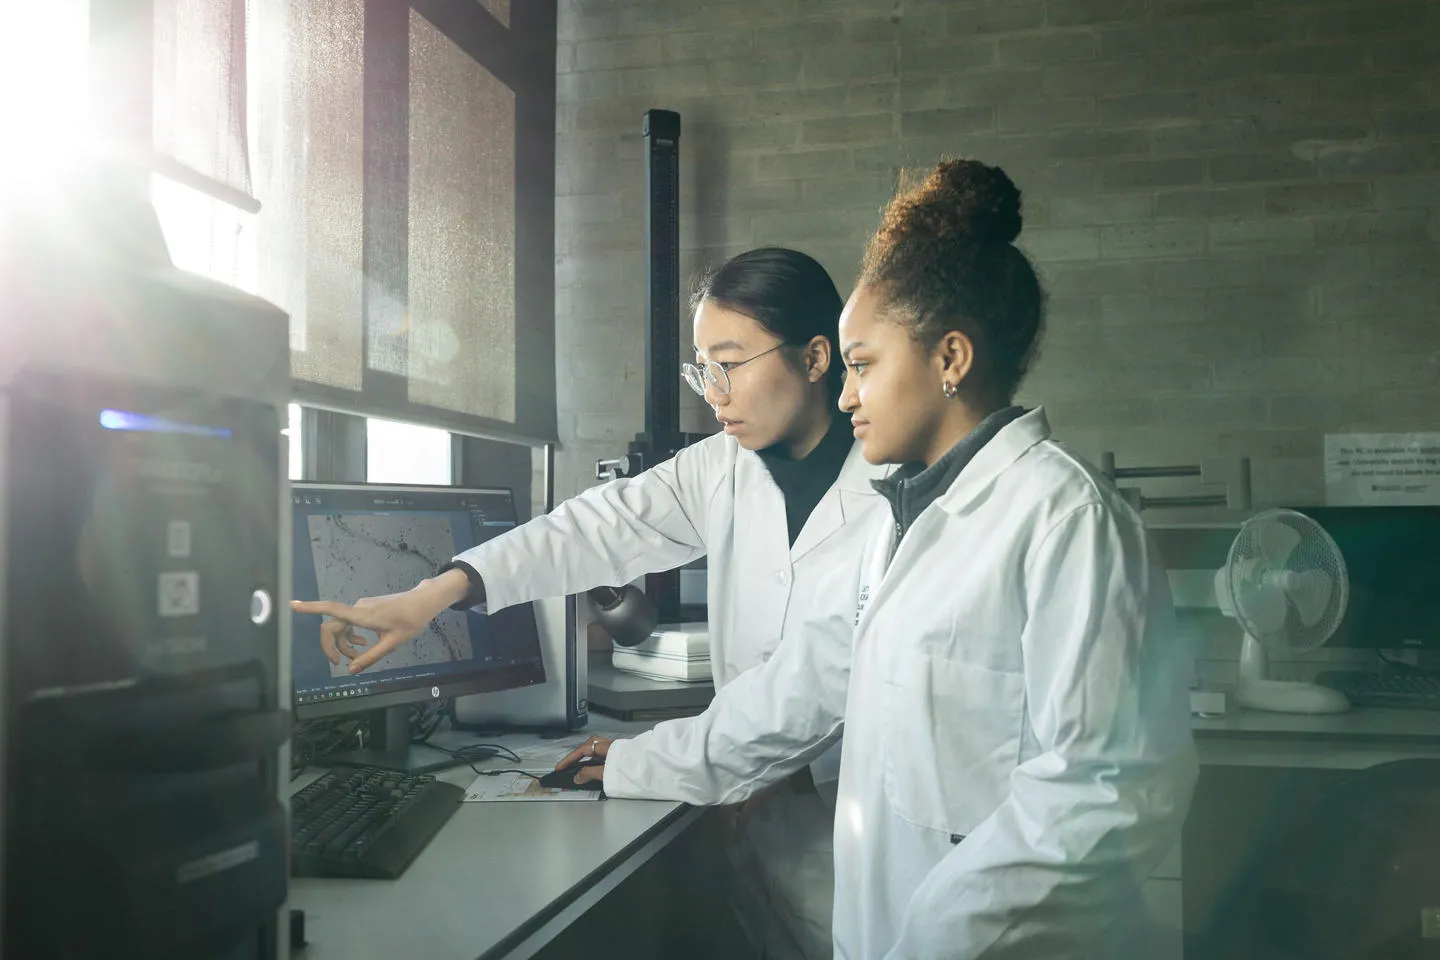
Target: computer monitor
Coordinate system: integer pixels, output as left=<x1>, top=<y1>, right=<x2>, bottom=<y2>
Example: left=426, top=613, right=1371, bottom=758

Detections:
left=1293, top=506, right=1440, bottom=650
left=290, top=483, right=546, bottom=772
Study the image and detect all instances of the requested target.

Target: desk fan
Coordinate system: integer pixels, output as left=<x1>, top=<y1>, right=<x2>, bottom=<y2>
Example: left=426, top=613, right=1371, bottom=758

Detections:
left=1215, top=509, right=1351, bottom=714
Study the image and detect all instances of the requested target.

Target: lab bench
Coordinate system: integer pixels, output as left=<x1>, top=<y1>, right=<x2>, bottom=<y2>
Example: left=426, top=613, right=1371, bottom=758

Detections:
left=286, top=722, right=737, bottom=960
left=1164, top=707, right=1440, bottom=960
left=289, top=707, right=1440, bottom=959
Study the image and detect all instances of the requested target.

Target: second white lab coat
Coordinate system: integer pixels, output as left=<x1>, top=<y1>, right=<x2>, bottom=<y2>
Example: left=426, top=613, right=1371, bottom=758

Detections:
left=603, top=408, right=1198, bottom=959
left=454, top=427, right=889, bottom=957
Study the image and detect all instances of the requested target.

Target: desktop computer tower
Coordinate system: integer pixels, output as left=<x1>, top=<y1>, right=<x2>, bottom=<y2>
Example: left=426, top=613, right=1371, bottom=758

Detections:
left=0, top=163, right=292, bottom=957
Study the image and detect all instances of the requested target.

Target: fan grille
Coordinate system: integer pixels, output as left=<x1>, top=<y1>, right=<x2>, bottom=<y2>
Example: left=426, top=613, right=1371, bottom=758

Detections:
left=1228, top=509, right=1349, bottom=651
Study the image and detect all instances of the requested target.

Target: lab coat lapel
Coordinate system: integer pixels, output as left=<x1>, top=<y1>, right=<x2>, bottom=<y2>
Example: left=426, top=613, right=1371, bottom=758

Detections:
left=934, top=407, right=1052, bottom=515
left=735, top=449, right=792, bottom=560
left=854, top=414, right=1048, bottom=633
left=790, top=441, right=885, bottom=563
left=790, top=491, right=843, bottom=563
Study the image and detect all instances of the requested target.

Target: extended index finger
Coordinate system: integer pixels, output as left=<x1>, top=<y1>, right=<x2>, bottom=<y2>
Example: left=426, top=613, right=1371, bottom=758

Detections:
left=291, top=599, right=383, bottom=629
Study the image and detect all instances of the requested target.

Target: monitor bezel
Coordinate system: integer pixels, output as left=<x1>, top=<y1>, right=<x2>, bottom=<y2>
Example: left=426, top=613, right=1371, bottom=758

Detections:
left=1284, top=504, right=1440, bottom=651
left=289, top=481, right=546, bottom=721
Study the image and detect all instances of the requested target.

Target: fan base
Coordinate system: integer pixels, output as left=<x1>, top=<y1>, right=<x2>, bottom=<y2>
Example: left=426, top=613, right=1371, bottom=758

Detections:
left=1234, top=679, right=1350, bottom=715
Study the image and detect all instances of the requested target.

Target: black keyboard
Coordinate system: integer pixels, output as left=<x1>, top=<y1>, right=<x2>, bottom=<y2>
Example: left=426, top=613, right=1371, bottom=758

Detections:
left=290, top=766, right=463, bottom=879
left=1316, top=670, right=1440, bottom=710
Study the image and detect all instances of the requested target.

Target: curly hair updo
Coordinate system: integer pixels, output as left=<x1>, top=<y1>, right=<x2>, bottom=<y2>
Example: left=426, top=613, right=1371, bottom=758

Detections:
left=859, top=158, right=1047, bottom=403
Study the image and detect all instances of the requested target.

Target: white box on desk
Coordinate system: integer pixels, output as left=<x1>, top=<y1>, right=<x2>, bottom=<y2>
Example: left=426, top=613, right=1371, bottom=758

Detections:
left=1190, top=689, right=1228, bottom=717
left=611, top=649, right=713, bottom=682
left=625, top=623, right=710, bottom=658
left=612, top=623, right=712, bottom=683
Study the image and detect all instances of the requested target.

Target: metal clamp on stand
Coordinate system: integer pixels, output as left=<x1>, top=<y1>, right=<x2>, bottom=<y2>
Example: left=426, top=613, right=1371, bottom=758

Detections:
left=595, top=456, right=634, bottom=482
left=1100, top=452, right=1252, bottom=512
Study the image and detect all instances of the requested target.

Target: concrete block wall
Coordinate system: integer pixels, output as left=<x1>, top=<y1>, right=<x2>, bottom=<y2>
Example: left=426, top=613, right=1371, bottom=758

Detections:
left=552, top=0, right=1440, bottom=527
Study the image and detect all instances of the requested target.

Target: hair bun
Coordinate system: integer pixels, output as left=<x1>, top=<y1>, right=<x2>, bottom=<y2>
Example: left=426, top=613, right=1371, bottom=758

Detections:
left=904, top=158, right=1023, bottom=246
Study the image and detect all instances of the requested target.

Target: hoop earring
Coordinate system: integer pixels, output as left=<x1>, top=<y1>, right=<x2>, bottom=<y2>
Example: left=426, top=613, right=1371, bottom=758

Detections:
left=942, top=381, right=959, bottom=399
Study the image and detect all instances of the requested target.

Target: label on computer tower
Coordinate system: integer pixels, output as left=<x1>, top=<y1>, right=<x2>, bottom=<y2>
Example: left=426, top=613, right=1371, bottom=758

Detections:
left=166, top=519, right=193, bottom=557
left=158, top=571, right=201, bottom=617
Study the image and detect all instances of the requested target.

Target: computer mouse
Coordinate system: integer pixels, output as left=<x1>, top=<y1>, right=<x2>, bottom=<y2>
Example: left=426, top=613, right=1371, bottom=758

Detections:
left=536, top=765, right=604, bottom=792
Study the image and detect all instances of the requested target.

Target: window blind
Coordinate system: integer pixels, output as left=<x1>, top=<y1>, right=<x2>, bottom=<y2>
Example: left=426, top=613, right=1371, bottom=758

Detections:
left=252, top=0, right=558, bottom=446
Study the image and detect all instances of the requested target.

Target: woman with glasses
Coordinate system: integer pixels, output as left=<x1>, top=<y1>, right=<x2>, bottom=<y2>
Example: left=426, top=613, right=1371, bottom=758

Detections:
left=294, top=247, right=889, bottom=960
left=561, top=159, right=1196, bottom=957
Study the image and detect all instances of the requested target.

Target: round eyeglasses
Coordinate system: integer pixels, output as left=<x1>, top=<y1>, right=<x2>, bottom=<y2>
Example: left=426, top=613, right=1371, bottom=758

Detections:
left=681, top=344, right=785, bottom=397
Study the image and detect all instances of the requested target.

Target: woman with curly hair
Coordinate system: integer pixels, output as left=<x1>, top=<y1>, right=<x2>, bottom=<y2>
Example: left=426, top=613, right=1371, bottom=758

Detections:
left=579, top=157, right=1197, bottom=958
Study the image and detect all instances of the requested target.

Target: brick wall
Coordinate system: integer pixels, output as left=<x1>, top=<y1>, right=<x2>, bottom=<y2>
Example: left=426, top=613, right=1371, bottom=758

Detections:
left=553, top=0, right=1440, bottom=533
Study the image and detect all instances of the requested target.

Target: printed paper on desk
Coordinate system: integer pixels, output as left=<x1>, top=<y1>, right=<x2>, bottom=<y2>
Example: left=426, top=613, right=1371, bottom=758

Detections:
left=507, top=732, right=622, bottom=767
left=464, top=769, right=600, bottom=802
left=1325, top=432, right=1440, bottom=506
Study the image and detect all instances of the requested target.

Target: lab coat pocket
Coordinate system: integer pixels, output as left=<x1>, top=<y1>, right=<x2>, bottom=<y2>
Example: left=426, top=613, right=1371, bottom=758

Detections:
left=882, top=651, right=1025, bottom=838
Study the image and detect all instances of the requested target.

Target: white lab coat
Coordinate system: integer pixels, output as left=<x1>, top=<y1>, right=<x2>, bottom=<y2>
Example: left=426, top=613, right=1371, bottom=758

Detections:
left=603, top=408, right=1198, bottom=959
left=452, top=428, right=890, bottom=958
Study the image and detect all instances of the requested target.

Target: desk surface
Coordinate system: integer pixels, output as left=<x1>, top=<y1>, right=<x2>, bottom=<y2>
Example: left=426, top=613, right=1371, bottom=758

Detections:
left=1194, top=706, right=1440, bottom=741
left=586, top=657, right=714, bottom=720
left=1192, top=706, right=1440, bottom=769
left=287, top=708, right=1440, bottom=957
left=289, top=725, right=695, bottom=960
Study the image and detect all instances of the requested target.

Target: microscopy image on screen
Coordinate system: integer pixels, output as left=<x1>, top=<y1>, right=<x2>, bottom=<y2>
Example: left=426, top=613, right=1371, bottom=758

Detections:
left=307, top=512, right=474, bottom=677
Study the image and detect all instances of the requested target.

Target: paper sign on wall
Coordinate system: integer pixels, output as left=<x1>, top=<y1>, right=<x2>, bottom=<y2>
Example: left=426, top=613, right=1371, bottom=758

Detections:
left=1324, top=432, right=1440, bottom=506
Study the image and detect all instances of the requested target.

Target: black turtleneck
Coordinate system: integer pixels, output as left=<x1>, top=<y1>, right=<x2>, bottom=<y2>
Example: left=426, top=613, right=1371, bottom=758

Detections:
left=756, top=414, right=855, bottom=546
left=871, top=406, right=1026, bottom=541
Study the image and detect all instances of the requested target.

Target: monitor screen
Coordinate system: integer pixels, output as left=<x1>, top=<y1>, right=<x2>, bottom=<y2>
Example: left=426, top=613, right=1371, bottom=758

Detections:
left=290, top=483, right=545, bottom=718
left=1295, top=505, right=1440, bottom=650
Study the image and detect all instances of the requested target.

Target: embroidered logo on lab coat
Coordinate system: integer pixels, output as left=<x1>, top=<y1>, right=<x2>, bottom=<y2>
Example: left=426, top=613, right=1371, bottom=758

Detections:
left=854, top=585, right=871, bottom=626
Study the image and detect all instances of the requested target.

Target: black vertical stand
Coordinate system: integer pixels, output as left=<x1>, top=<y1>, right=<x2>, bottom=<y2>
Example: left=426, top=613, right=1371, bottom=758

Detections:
left=590, top=110, right=706, bottom=626
left=616, top=109, right=707, bottom=624
left=321, top=704, right=494, bottom=774
left=639, top=108, right=684, bottom=462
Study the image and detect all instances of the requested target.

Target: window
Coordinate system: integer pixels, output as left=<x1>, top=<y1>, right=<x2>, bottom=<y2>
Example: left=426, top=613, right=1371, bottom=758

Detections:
left=285, top=403, right=303, bottom=481
left=366, top=417, right=451, bottom=485
left=151, top=172, right=258, bottom=292
left=21, top=2, right=554, bottom=484
left=250, top=1, right=558, bottom=446
left=0, top=0, right=88, bottom=183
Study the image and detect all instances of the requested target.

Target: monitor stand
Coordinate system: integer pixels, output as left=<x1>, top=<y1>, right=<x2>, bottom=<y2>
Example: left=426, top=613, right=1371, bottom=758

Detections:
left=320, top=704, right=498, bottom=775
